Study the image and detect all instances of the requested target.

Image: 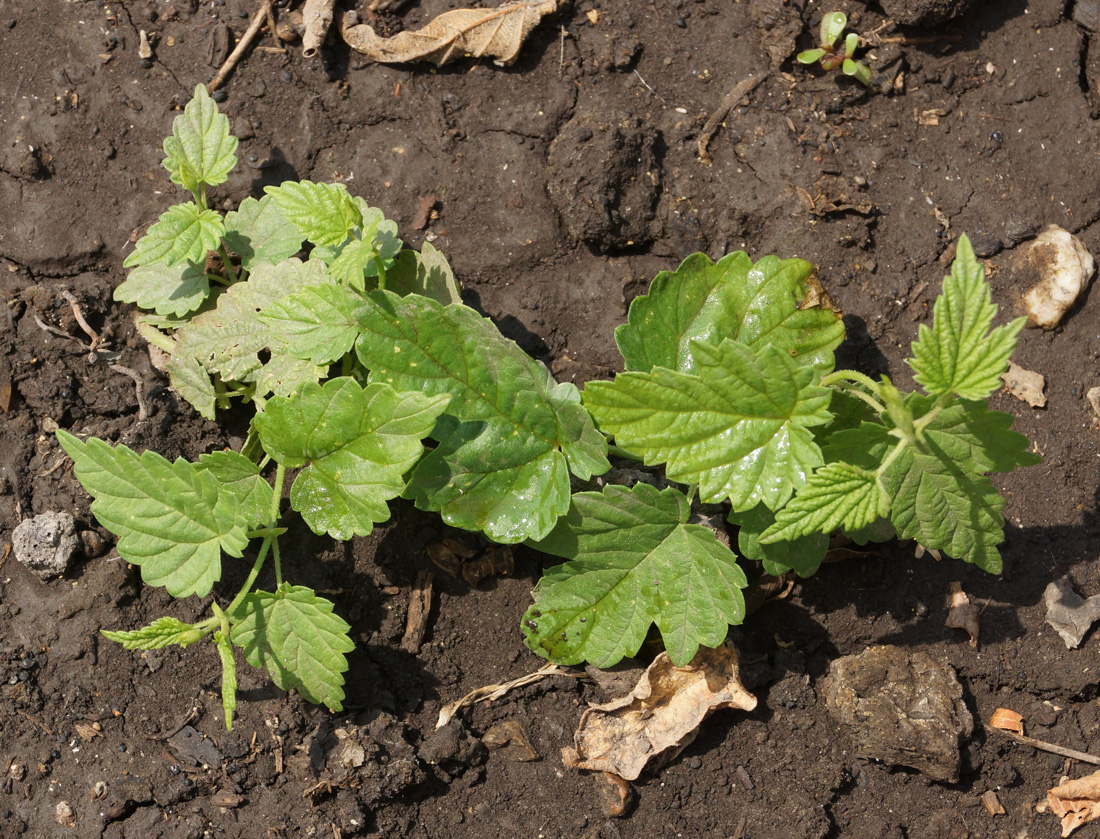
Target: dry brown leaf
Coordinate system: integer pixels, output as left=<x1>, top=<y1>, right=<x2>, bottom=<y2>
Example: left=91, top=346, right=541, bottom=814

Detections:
left=989, top=707, right=1024, bottom=735
left=1049, top=769, right=1100, bottom=837
left=482, top=720, right=539, bottom=761
left=1044, top=579, right=1100, bottom=650
left=341, top=0, right=561, bottom=67
left=595, top=771, right=634, bottom=818
left=1001, top=360, right=1047, bottom=408
left=945, top=581, right=980, bottom=647
left=562, top=641, right=757, bottom=781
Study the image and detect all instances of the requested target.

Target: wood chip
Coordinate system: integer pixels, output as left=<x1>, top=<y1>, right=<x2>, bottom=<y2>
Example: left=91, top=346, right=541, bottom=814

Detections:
left=989, top=707, right=1024, bottom=735
left=981, top=789, right=1006, bottom=816
left=400, top=569, right=434, bottom=654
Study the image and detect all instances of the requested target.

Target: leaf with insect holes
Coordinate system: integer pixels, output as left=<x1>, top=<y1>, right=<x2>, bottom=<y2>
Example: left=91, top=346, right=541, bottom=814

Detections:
left=615, top=251, right=844, bottom=376
left=162, top=84, right=238, bottom=196
left=56, top=431, right=248, bottom=598
left=196, top=450, right=274, bottom=530
left=101, top=617, right=204, bottom=650
left=254, top=378, right=450, bottom=539
left=523, top=483, right=747, bottom=667
left=584, top=338, right=832, bottom=512
left=223, top=195, right=304, bottom=271
left=173, top=258, right=327, bottom=401
left=264, top=181, right=362, bottom=248
left=231, top=584, right=355, bottom=711
left=115, top=259, right=211, bottom=318
left=259, top=283, right=374, bottom=366
left=909, top=235, right=1026, bottom=401
left=123, top=202, right=225, bottom=269
left=355, top=291, right=609, bottom=543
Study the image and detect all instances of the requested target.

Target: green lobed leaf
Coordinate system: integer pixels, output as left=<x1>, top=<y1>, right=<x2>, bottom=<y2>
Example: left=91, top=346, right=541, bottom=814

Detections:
left=264, top=181, right=362, bottom=248
left=231, top=583, right=355, bottom=711
left=215, top=629, right=237, bottom=730
left=760, top=462, right=891, bottom=543
left=115, top=260, right=211, bottom=318
left=101, top=616, right=204, bottom=650
left=254, top=378, right=450, bottom=540
left=615, top=251, right=844, bottom=375
left=123, top=202, right=225, bottom=269
left=162, top=84, right=238, bottom=196
left=259, top=283, right=373, bottom=366
left=909, top=234, right=1026, bottom=400
left=223, top=195, right=304, bottom=271
left=173, top=258, right=328, bottom=402
left=386, top=241, right=463, bottom=305
left=57, top=430, right=248, bottom=597
left=729, top=504, right=828, bottom=578
left=584, top=338, right=832, bottom=512
left=523, top=483, right=747, bottom=667
left=312, top=202, right=403, bottom=287
left=165, top=351, right=218, bottom=420
left=355, top=292, right=609, bottom=543
left=196, top=450, right=274, bottom=530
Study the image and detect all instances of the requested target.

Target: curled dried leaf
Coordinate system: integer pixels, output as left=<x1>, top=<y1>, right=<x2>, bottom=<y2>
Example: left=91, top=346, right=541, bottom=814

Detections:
left=595, top=771, right=634, bottom=818
left=341, top=0, right=561, bottom=67
left=989, top=707, right=1024, bottom=735
left=302, top=0, right=335, bottom=57
left=1044, top=579, right=1100, bottom=650
left=1001, top=360, right=1046, bottom=408
left=1049, top=769, right=1100, bottom=837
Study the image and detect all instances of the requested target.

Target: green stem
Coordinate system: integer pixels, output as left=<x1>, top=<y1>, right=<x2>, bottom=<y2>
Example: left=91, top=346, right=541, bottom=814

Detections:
left=218, top=246, right=240, bottom=285
left=224, top=463, right=286, bottom=616
left=608, top=443, right=645, bottom=463
left=225, top=539, right=271, bottom=617
left=821, top=369, right=881, bottom=394
left=875, top=436, right=909, bottom=480
left=829, top=380, right=887, bottom=415
left=376, top=261, right=387, bottom=291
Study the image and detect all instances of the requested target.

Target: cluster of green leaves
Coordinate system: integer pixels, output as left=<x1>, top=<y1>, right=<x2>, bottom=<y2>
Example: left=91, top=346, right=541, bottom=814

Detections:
left=63, top=86, right=1036, bottom=727
left=797, top=11, right=872, bottom=86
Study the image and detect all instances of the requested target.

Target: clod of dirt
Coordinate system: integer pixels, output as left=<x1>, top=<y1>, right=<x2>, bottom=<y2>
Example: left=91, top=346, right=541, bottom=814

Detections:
left=1043, top=579, right=1100, bottom=650
left=12, top=510, right=80, bottom=580
left=945, top=581, right=981, bottom=647
left=547, top=111, right=662, bottom=251
left=1011, top=225, right=1096, bottom=330
left=1088, top=388, right=1100, bottom=425
left=1048, top=769, right=1100, bottom=837
left=340, top=0, right=560, bottom=66
left=877, top=0, right=978, bottom=26
left=419, top=719, right=487, bottom=771
left=822, top=645, right=974, bottom=783
left=1001, top=360, right=1047, bottom=408
left=563, top=641, right=757, bottom=781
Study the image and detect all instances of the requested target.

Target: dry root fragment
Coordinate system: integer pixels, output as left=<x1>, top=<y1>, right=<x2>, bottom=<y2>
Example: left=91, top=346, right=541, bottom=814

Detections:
left=989, top=707, right=1024, bottom=735
left=341, top=0, right=561, bottom=67
left=563, top=641, right=756, bottom=781
left=302, top=0, right=335, bottom=57
left=1049, top=769, right=1100, bottom=837
left=945, top=581, right=981, bottom=647
left=1001, top=360, right=1047, bottom=408
left=399, top=569, right=433, bottom=654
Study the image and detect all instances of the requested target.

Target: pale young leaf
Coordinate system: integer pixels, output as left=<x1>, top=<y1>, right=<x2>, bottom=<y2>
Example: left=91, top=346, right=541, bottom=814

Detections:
left=259, top=283, right=373, bottom=365
left=123, top=202, right=225, bottom=269
left=386, top=241, right=463, bottom=305
left=223, top=195, right=304, bottom=271
left=759, top=462, right=891, bottom=543
left=196, top=450, right=274, bottom=530
left=264, top=181, right=362, bottom=247
left=909, top=234, right=1026, bottom=400
left=162, top=84, right=238, bottom=195
left=114, top=260, right=211, bottom=317
left=101, top=616, right=203, bottom=650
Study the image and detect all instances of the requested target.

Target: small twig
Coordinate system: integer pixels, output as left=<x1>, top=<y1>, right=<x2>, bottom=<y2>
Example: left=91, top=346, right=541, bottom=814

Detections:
left=993, top=728, right=1100, bottom=767
left=400, top=569, right=434, bottom=654
left=697, top=73, right=767, bottom=165
left=146, top=700, right=202, bottom=742
left=210, top=0, right=273, bottom=91
left=32, top=311, right=83, bottom=345
left=109, top=364, right=149, bottom=422
left=632, top=69, right=666, bottom=103
left=436, top=663, right=579, bottom=729
left=59, top=290, right=100, bottom=351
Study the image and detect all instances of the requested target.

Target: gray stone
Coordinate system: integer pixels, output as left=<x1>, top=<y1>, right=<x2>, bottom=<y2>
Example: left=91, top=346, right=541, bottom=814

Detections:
left=822, top=645, right=973, bottom=782
left=12, top=511, right=80, bottom=580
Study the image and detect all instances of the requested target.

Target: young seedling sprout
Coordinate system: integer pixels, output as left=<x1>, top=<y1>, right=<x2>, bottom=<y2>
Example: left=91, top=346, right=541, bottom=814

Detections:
left=797, top=11, right=872, bottom=86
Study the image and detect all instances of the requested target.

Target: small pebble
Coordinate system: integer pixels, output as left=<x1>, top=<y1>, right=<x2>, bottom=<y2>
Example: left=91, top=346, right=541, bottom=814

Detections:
left=212, top=89, right=228, bottom=103
left=281, top=69, right=292, bottom=83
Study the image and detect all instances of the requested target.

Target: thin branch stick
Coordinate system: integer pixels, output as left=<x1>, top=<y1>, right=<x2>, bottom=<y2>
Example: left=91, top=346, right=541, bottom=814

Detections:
left=697, top=73, right=767, bottom=165
left=59, top=289, right=100, bottom=351
left=992, top=728, right=1100, bottom=767
left=210, top=0, right=273, bottom=91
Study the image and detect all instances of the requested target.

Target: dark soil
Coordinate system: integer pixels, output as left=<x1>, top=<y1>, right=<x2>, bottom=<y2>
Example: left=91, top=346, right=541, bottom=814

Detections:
left=3, top=1, right=1100, bottom=837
